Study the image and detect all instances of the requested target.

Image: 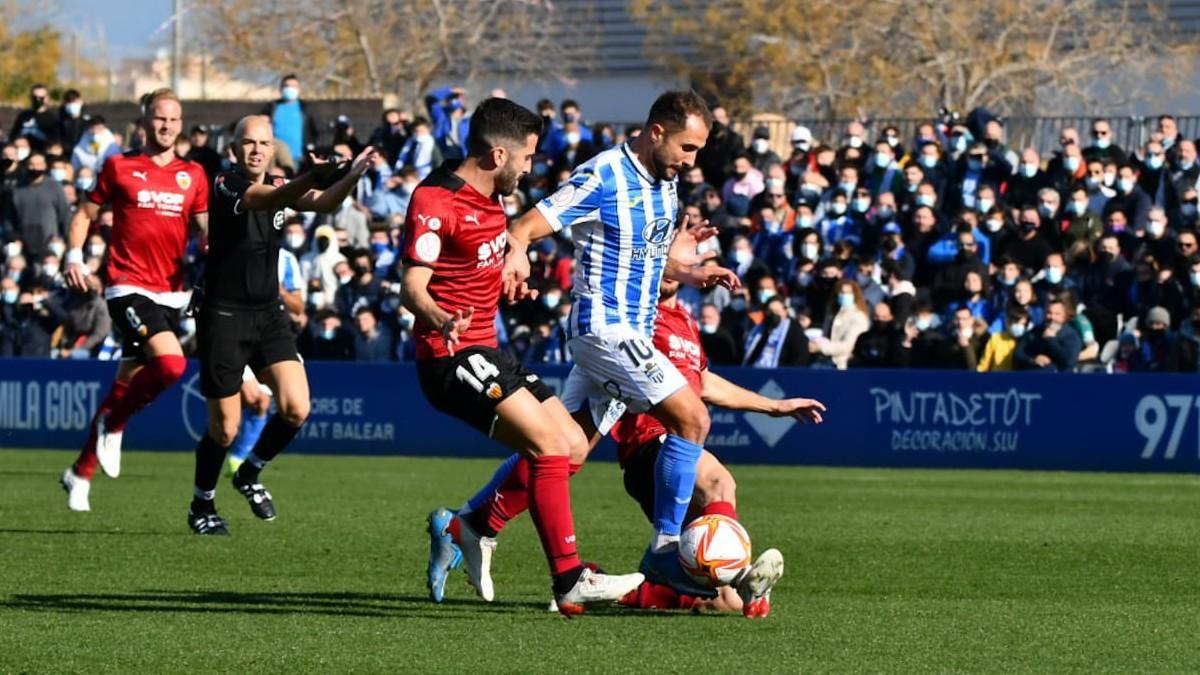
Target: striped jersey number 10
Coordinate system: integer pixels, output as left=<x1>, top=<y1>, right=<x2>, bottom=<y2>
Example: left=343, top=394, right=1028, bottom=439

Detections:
left=1135, top=395, right=1200, bottom=460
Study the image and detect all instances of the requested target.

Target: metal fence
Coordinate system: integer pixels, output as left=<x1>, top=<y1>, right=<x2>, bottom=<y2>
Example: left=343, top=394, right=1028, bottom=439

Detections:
left=726, top=116, right=1200, bottom=158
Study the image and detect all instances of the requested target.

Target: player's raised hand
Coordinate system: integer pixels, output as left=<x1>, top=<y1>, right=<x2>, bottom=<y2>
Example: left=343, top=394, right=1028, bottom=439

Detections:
left=64, top=258, right=90, bottom=293
left=440, top=307, right=474, bottom=355
left=669, top=212, right=718, bottom=267
left=350, top=146, right=379, bottom=176
left=772, top=398, right=827, bottom=425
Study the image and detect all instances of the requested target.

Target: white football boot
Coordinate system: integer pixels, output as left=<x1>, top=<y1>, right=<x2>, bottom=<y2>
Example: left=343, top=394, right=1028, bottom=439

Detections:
left=737, top=548, right=784, bottom=618
left=60, top=467, right=91, bottom=512
left=554, top=568, right=645, bottom=616
left=449, top=515, right=497, bottom=601
left=95, top=413, right=124, bottom=479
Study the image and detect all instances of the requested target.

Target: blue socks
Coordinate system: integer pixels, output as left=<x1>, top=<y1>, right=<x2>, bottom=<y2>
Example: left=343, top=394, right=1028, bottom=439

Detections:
left=231, top=412, right=268, bottom=462
left=652, top=434, right=704, bottom=539
left=463, top=453, right=520, bottom=513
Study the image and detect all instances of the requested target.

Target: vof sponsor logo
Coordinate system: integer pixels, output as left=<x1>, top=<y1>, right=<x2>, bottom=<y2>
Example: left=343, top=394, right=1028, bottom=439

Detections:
left=476, top=232, right=507, bottom=267
left=667, top=334, right=701, bottom=361
left=136, top=189, right=185, bottom=211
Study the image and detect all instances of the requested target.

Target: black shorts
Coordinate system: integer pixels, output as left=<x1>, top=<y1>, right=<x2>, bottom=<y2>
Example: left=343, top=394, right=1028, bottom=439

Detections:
left=621, top=437, right=665, bottom=525
left=197, top=303, right=299, bottom=398
left=416, top=346, right=554, bottom=436
left=107, top=294, right=181, bottom=363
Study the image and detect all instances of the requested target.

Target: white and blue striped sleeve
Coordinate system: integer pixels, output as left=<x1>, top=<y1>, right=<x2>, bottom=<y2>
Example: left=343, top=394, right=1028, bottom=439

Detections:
left=535, top=165, right=605, bottom=233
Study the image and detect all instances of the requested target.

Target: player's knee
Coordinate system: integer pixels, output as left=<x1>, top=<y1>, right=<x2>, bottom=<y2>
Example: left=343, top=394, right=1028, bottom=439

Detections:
left=252, top=395, right=271, bottom=416
left=208, top=419, right=238, bottom=448
left=564, top=424, right=590, bottom=464
left=673, top=405, right=710, bottom=443
left=156, top=354, right=187, bottom=384
left=527, top=429, right=571, bottom=458
left=280, top=399, right=309, bottom=428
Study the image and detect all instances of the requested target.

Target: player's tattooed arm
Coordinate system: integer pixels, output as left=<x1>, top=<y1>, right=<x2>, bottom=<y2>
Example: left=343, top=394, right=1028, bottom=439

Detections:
left=502, top=208, right=555, bottom=303
left=400, top=264, right=473, bottom=355
left=700, top=370, right=826, bottom=424
left=64, top=200, right=101, bottom=292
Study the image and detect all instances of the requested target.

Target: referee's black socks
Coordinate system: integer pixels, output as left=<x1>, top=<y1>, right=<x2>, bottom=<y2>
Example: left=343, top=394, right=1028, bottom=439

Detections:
left=192, top=432, right=226, bottom=512
left=236, top=414, right=301, bottom=483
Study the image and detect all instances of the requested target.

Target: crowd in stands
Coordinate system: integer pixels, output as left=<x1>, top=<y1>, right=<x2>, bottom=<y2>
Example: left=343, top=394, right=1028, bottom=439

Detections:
left=4, top=76, right=1200, bottom=373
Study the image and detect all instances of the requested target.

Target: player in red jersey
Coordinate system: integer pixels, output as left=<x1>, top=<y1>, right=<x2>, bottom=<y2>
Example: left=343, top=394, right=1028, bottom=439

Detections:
left=59, top=89, right=209, bottom=511
left=402, top=97, right=643, bottom=615
left=448, top=276, right=826, bottom=617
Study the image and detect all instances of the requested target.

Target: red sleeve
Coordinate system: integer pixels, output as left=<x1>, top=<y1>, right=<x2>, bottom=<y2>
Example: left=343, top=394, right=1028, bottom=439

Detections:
left=402, top=187, right=457, bottom=268
left=190, top=165, right=209, bottom=215
left=88, top=157, right=117, bottom=205
left=554, top=257, right=573, bottom=291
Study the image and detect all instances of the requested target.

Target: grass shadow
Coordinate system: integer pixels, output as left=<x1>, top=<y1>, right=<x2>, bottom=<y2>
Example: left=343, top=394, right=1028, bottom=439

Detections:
left=0, top=590, right=550, bottom=619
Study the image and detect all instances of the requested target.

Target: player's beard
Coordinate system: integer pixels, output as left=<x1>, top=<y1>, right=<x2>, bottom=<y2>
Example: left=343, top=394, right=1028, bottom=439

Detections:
left=659, top=278, right=680, bottom=300
left=495, top=160, right=522, bottom=196
left=650, top=145, right=678, bottom=182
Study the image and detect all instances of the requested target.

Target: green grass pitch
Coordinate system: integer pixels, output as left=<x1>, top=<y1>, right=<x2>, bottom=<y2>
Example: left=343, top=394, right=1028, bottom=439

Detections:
left=1, top=448, right=1199, bottom=674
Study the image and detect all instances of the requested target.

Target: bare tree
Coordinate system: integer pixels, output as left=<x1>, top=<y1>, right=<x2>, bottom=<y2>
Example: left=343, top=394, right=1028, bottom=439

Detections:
left=196, top=0, right=592, bottom=109
left=630, top=0, right=1190, bottom=118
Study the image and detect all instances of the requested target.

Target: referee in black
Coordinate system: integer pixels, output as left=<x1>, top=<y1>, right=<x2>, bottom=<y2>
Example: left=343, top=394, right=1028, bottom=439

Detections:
left=189, top=114, right=376, bottom=535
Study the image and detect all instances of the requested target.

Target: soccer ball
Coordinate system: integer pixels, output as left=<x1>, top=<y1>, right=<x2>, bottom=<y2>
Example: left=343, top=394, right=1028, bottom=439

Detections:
left=677, top=514, right=752, bottom=587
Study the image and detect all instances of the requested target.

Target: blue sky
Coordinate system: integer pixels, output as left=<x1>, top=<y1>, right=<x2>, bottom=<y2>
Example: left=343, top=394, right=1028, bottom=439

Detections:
left=48, top=0, right=172, bottom=61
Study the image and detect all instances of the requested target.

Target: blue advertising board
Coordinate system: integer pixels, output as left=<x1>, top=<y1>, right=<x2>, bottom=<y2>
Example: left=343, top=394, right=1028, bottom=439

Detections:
left=1, top=358, right=1198, bottom=473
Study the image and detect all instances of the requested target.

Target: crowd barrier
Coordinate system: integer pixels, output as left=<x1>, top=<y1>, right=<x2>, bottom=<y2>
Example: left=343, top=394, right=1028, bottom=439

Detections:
left=1, top=359, right=1198, bottom=473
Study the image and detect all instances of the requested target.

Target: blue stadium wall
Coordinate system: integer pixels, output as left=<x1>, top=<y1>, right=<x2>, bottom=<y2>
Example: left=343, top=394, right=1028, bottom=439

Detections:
left=1, top=359, right=1198, bottom=473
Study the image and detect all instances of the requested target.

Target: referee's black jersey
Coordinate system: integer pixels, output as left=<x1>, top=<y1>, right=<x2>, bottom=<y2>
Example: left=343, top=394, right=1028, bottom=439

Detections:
left=205, top=170, right=287, bottom=307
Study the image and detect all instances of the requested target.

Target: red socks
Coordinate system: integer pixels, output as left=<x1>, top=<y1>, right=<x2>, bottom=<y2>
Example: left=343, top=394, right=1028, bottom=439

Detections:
left=484, top=458, right=581, bottom=535
left=526, top=455, right=581, bottom=576
left=702, top=501, right=739, bottom=520
left=104, top=355, right=186, bottom=431
left=73, top=380, right=130, bottom=480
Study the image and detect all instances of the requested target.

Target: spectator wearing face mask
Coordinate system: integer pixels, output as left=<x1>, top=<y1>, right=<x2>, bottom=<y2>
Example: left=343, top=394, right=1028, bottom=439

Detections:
left=553, top=121, right=597, bottom=172
left=57, top=89, right=88, bottom=148
left=2, top=153, right=70, bottom=258
left=424, top=87, right=473, bottom=161
left=70, top=117, right=121, bottom=173
left=1171, top=140, right=1199, bottom=197
left=726, top=234, right=772, bottom=294
left=695, top=105, right=743, bottom=188
left=1083, top=118, right=1128, bottom=165
left=1167, top=305, right=1200, bottom=372
left=1137, top=140, right=1177, bottom=212
left=262, top=74, right=321, bottom=165
left=782, top=126, right=813, bottom=193
left=977, top=307, right=1030, bottom=372
left=743, top=294, right=808, bottom=368
left=300, top=308, right=355, bottom=360
left=945, top=142, right=1010, bottom=217
left=998, top=206, right=1053, bottom=274
left=1014, top=298, right=1082, bottom=371
left=528, top=237, right=573, bottom=292
left=10, top=84, right=57, bottom=150
left=808, top=279, right=870, bottom=370
left=1103, top=164, right=1151, bottom=231
left=1123, top=305, right=1175, bottom=372
left=926, top=306, right=986, bottom=370
left=900, top=300, right=943, bottom=366
left=697, top=302, right=740, bottom=365
left=932, top=228, right=988, bottom=311
left=1133, top=207, right=1177, bottom=264
left=1034, top=252, right=1079, bottom=302
left=300, top=224, right=347, bottom=310
left=747, top=126, right=781, bottom=173
left=396, top=117, right=442, bottom=180
left=850, top=299, right=905, bottom=368
left=367, top=166, right=420, bottom=220
left=1005, top=148, right=1051, bottom=209
left=335, top=248, right=383, bottom=320
left=865, top=139, right=903, bottom=198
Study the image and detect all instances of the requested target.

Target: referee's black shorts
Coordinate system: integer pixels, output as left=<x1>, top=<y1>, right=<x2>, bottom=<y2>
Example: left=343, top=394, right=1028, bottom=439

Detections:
left=416, top=346, right=554, bottom=436
left=197, top=302, right=299, bottom=398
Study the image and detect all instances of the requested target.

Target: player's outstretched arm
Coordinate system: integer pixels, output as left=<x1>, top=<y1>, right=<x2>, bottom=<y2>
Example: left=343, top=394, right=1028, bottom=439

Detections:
left=502, top=208, right=556, bottom=303
left=64, top=201, right=100, bottom=292
left=401, top=264, right=472, bottom=355
left=700, top=370, right=825, bottom=424
left=293, top=146, right=378, bottom=213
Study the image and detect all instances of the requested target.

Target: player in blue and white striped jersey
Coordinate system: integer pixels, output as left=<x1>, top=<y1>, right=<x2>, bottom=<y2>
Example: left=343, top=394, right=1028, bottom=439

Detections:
left=500, top=91, right=740, bottom=597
